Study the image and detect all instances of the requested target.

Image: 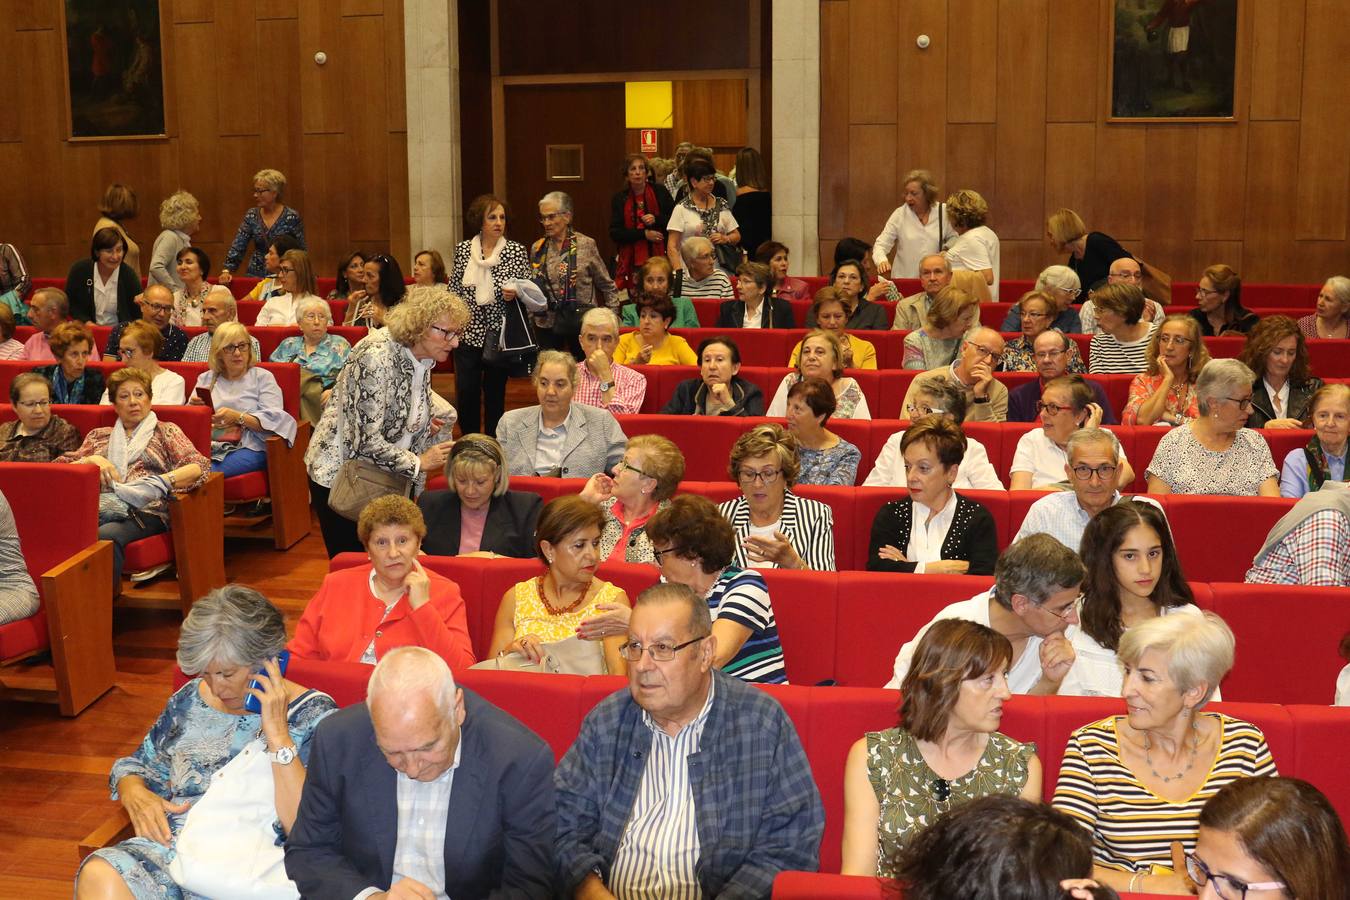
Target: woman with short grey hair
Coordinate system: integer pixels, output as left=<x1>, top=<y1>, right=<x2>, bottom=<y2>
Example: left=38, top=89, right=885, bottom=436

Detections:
left=76, top=585, right=336, bottom=899
left=1001, top=264, right=1083, bottom=332
left=219, top=167, right=307, bottom=282
left=270, top=296, right=351, bottom=425
left=1146, top=358, right=1280, bottom=496
left=1298, top=275, right=1350, bottom=339
left=531, top=189, right=617, bottom=354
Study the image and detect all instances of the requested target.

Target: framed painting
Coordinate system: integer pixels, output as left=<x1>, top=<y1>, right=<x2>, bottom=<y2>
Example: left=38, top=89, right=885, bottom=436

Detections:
left=60, top=0, right=168, bottom=141
left=1108, top=0, right=1240, bottom=122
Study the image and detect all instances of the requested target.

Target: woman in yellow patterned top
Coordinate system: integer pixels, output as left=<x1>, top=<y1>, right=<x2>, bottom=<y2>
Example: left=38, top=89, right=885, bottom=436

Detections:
left=488, top=495, right=630, bottom=674
left=840, top=618, right=1041, bottom=876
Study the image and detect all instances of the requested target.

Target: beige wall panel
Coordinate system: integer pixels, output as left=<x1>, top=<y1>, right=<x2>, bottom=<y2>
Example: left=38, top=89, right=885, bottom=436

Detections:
left=1249, top=0, right=1304, bottom=121
left=847, top=0, right=898, bottom=124
left=945, top=0, right=997, bottom=123
left=818, top=1, right=851, bottom=239
left=993, top=0, right=1047, bottom=240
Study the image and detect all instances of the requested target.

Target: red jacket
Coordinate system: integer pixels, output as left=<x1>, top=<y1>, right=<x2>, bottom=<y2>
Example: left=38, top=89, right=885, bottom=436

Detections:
left=289, top=565, right=476, bottom=670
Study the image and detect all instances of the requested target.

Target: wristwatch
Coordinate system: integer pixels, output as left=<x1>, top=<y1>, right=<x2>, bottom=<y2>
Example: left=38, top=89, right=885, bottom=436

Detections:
left=268, top=744, right=297, bottom=765
left=598, top=381, right=614, bottom=392
left=972, top=395, right=990, bottom=404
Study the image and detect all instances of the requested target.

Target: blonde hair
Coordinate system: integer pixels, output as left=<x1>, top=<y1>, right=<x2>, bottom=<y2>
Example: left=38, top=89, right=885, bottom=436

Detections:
left=797, top=329, right=848, bottom=378
left=927, top=286, right=979, bottom=330
left=902, top=169, right=940, bottom=206
left=534, top=350, right=578, bottom=386
left=386, top=286, right=470, bottom=346
left=1118, top=611, right=1235, bottom=707
left=728, top=423, right=801, bottom=486
left=159, top=190, right=199, bottom=231
left=119, top=320, right=164, bottom=359
left=945, top=189, right=989, bottom=230
left=1046, top=208, right=1087, bottom=249
left=949, top=268, right=992, bottom=304
left=253, top=168, right=287, bottom=198
left=209, top=322, right=257, bottom=375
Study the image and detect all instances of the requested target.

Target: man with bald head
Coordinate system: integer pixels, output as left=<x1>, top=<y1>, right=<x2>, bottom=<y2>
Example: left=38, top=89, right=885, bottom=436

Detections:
left=1078, top=257, right=1166, bottom=334
left=891, top=253, right=951, bottom=331
left=286, top=646, right=556, bottom=899
left=1007, top=330, right=1116, bottom=423
left=181, top=291, right=259, bottom=362
left=104, top=284, right=189, bottom=361
left=899, top=326, right=1009, bottom=421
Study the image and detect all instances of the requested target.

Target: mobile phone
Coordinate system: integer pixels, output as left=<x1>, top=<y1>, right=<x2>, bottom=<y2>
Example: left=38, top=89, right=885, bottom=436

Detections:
left=243, top=650, right=290, bottom=714
left=195, top=386, right=214, bottom=409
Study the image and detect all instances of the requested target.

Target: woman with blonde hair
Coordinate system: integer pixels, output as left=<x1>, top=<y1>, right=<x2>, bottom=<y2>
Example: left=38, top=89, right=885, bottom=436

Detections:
left=219, top=168, right=306, bottom=282
left=1045, top=207, right=1133, bottom=296
left=417, top=433, right=542, bottom=558
left=578, top=433, right=685, bottom=564
left=903, top=286, right=980, bottom=371
left=255, top=249, right=319, bottom=326
left=872, top=168, right=951, bottom=280
left=1122, top=314, right=1210, bottom=426
left=147, top=190, right=200, bottom=292
left=189, top=321, right=296, bottom=476
left=944, top=189, right=1001, bottom=300
left=789, top=288, right=878, bottom=370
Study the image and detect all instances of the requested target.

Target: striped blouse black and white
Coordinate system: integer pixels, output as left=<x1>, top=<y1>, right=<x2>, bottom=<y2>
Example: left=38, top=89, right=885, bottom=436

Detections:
left=1088, top=322, right=1159, bottom=375
left=717, top=492, right=836, bottom=572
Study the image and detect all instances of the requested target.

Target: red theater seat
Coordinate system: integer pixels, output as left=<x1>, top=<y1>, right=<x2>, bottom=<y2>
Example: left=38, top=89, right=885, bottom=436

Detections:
left=1159, top=495, right=1294, bottom=584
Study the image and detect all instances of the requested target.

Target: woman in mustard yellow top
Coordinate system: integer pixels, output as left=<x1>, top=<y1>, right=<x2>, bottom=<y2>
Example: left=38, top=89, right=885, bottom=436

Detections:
left=789, top=288, right=878, bottom=370
left=613, top=294, right=697, bottom=366
left=489, top=496, right=630, bottom=674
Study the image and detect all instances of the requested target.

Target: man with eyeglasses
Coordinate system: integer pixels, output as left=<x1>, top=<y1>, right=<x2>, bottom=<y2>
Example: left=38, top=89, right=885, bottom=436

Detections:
left=20, top=287, right=103, bottom=361
left=181, top=292, right=260, bottom=362
left=1078, top=257, right=1166, bottom=334
left=891, top=253, right=952, bottom=331
left=1013, top=429, right=1128, bottom=552
left=884, top=534, right=1084, bottom=696
left=1007, top=330, right=1116, bottom=423
left=103, top=284, right=188, bottom=361
left=555, top=583, right=823, bottom=899
left=899, top=326, right=1009, bottom=422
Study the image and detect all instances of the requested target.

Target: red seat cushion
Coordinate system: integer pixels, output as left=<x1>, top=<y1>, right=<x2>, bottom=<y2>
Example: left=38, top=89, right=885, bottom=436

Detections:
left=223, top=471, right=269, bottom=502
left=0, top=608, right=48, bottom=660
left=123, top=532, right=174, bottom=570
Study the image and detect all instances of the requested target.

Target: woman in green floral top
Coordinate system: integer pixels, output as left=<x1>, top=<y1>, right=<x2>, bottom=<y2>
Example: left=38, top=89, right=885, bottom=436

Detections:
left=840, top=618, right=1042, bottom=876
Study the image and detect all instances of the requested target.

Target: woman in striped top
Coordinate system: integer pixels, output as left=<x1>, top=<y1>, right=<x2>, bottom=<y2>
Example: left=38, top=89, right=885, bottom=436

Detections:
left=1052, top=612, right=1277, bottom=894
left=1088, top=283, right=1159, bottom=375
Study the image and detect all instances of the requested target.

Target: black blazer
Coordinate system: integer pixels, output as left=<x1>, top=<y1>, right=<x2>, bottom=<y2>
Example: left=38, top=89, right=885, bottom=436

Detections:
left=285, top=690, right=557, bottom=899
left=64, top=259, right=140, bottom=324
left=35, top=364, right=105, bottom=405
left=1247, top=376, right=1324, bottom=429
left=716, top=297, right=796, bottom=329
left=609, top=183, right=675, bottom=245
left=417, top=489, right=543, bottom=558
left=866, top=493, right=998, bottom=575
left=661, top=376, right=765, bottom=416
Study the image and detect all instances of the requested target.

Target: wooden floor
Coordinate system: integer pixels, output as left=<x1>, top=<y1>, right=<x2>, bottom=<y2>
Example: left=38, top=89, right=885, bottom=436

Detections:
left=0, top=373, right=540, bottom=897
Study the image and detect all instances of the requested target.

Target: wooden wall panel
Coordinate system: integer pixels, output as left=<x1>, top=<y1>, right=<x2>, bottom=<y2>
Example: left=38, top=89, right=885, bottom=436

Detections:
left=944, top=124, right=996, bottom=205
left=214, top=0, right=262, bottom=133
left=1141, top=128, right=1199, bottom=271
left=818, top=1, right=851, bottom=241
left=342, top=14, right=392, bottom=243
left=993, top=0, right=1047, bottom=240
left=673, top=81, right=748, bottom=149
left=846, top=125, right=898, bottom=240
left=257, top=0, right=299, bottom=19
left=1093, top=125, right=1147, bottom=242
left=299, top=0, right=346, bottom=135
left=1044, top=123, right=1097, bottom=227
left=173, top=0, right=215, bottom=24
left=0, top=23, right=19, bottom=142
left=1249, top=0, right=1304, bottom=121
left=847, top=0, right=897, bottom=124
left=893, top=0, right=948, bottom=189
left=1044, top=0, right=1099, bottom=123
left=945, top=0, right=997, bottom=123
left=1294, top=0, right=1350, bottom=240
left=1192, top=124, right=1247, bottom=241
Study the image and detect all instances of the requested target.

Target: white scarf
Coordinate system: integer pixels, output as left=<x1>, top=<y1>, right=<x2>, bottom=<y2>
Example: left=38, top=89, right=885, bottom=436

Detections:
left=465, top=234, right=504, bottom=306
left=108, top=410, right=159, bottom=479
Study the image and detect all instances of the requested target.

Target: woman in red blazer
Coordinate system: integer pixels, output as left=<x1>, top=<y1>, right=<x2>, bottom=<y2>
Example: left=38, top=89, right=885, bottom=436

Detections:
left=289, top=495, right=475, bottom=669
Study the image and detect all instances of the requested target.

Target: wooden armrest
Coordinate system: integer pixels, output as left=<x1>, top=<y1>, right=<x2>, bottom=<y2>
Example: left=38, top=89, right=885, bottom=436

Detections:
left=41, top=540, right=115, bottom=716
left=263, top=421, right=312, bottom=549
left=77, top=806, right=132, bottom=860
left=169, top=472, right=225, bottom=615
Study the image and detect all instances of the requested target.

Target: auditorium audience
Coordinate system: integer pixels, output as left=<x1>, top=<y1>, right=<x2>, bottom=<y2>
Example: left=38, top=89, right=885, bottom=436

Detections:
left=254, top=249, right=318, bottom=326
left=577, top=433, right=684, bottom=564
left=1013, top=429, right=1124, bottom=552
left=1298, top=275, right=1350, bottom=339
left=327, top=250, right=367, bottom=301
left=1088, top=283, right=1157, bottom=375
left=1053, top=613, right=1276, bottom=894
left=102, top=320, right=186, bottom=406
left=944, top=188, right=1001, bottom=300
left=999, top=290, right=1074, bottom=373
left=1009, top=376, right=1132, bottom=491
left=1240, top=314, right=1323, bottom=429
left=717, top=260, right=793, bottom=328
left=1193, top=776, right=1350, bottom=899
left=1279, top=382, right=1350, bottom=498
left=610, top=153, right=674, bottom=294
left=1007, top=331, right=1113, bottom=424
left=0, top=373, right=80, bottom=462
left=575, top=307, right=647, bottom=415
left=530, top=190, right=617, bottom=353
left=93, top=183, right=141, bottom=276
left=0, top=487, right=38, bottom=625
left=66, top=226, right=139, bottom=325
left=74, top=586, right=335, bottom=900
left=785, top=376, right=860, bottom=485
left=1029, top=264, right=1086, bottom=332
left=218, top=168, right=305, bottom=281
left=621, top=255, right=699, bottom=327
left=170, top=246, right=232, bottom=329
left=104, top=284, right=188, bottom=362
left=497, top=350, right=627, bottom=479
left=417, top=434, right=541, bottom=558
left=268, top=297, right=349, bottom=425
left=1122, top=314, right=1208, bottom=426
left=189, top=323, right=296, bottom=476
left=306, top=287, right=464, bottom=557
left=867, top=417, right=997, bottom=574
left=554, top=582, right=823, bottom=896
left=34, top=320, right=104, bottom=403
left=789, top=289, right=878, bottom=370
left=719, top=423, right=836, bottom=571
left=286, top=647, right=555, bottom=899
left=61, top=367, right=209, bottom=588
left=842, top=620, right=1040, bottom=873
left=755, top=240, right=812, bottom=303
left=344, top=252, right=405, bottom=327
left=182, top=291, right=259, bottom=363
left=773, top=328, right=872, bottom=419
left=1080, top=256, right=1168, bottom=334
left=867, top=375, right=1004, bottom=489
left=668, top=235, right=734, bottom=302
left=1060, top=500, right=1207, bottom=698
left=885, top=534, right=1085, bottom=693
left=1046, top=207, right=1133, bottom=299
left=892, top=253, right=952, bottom=331
left=146, top=190, right=200, bottom=292
left=289, top=495, right=473, bottom=668
left=806, top=258, right=888, bottom=330
left=1246, top=481, right=1350, bottom=587
left=448, top=193, right=533, bottom=436
left=1191, top=263, right=1258, bottom=336
left=666, top=157, right=741, bottom=274
left=488, top=496, right=629, bottom=674
left=902, top=285, right=979, bottom=371
left=1146, top=358, right=1280, bottom=496
left=613, top=294, right=697, bottom=366
left=900, top=327, right=1009, bottom=422
left=664, top=336, right=763, bottom=416
left=872, top=168, right=951, bottom=280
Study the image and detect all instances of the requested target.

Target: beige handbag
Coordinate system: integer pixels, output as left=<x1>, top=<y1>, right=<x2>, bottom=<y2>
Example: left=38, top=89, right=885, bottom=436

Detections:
left=327, top=459, right=411, bottom=522
left=469, top=635, right=608, bottom=675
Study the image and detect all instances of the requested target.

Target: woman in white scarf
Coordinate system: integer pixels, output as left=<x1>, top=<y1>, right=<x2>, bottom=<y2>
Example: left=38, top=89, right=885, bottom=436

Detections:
left=448, top=193, right=534, bottom=437
left=59, top=368, right=210, bottom=589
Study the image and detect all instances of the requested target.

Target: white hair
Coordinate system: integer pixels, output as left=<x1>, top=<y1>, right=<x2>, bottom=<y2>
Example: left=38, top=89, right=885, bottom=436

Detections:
left=581, top=306, right=620, bottom=334
left=367, top=646, right=457, bottom=716
left=1036, top=265, right=1081, bottom=294
left=540, top=191, right=573, bottom=215
left=296, top=296, right=333, bottom=324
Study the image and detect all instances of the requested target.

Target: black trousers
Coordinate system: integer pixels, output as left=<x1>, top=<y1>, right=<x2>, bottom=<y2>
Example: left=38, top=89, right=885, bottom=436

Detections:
left=453, top=345, right=510, bottom=437
left=308, top=478, right=363, bottom=559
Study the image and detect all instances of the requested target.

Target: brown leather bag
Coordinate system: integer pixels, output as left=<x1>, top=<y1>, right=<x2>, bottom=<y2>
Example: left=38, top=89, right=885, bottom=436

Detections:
left=327, top=459, right=411, bottom=521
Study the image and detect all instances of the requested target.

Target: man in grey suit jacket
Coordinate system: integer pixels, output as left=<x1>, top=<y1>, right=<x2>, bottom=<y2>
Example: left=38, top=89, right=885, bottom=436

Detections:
left=496, top=349, right=627, bottom=478
left=285, top=648, right=556, bottom=899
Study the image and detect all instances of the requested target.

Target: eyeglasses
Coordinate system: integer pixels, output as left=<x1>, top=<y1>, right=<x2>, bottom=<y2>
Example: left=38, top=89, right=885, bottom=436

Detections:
left=428, top=324, right=461, bottom=341
left=16, top=399, right=50, bottom=409
left=1036, top=401, right=1072, bottom=416
left=145, top=303, right=174, bottom=313
left=1022, top=310, right=1050, bottom=320
left=1158, top=334, right=1192, bottom=346
left=1195, top=287, right=1222, bottom=297
left=277, top=266, right=295, bottom=274
left=905, top=403, right=945, bottom=418
left=1070, top=463, right=1118, bottom=481
left=1110, top=271, right=1143, bottom=282
left=618, top=635, right=706, bottom=662
left=617, top=459, right=651, bottom=479
left=1040, top=595, right=1082, bottom=620
left=251, top=186, right=275, bottom=194
left=1184, top=850, right=1285, bottom=899
left=221, top=342, right=250, bottom=354
left=738, top=467, right=781, bottom=485
left=965, top=341, right=1004, bottom=363
left=118, top=346, right=141, bottom=358
left=1225, top=396, right=1255, bottom=411
left=539, top=212, right=565, bottom=223
left=300, top=312, right=328, bottom=322
left=1033, top=349, right=1066, bottom=361
left=651, top=545, right=687, bottom=565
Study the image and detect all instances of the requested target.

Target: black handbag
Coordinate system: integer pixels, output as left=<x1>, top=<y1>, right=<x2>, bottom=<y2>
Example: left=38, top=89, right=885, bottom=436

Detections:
left=483, top=299, right=538, bottom=376
left=551, top=301, right=586, bottom=337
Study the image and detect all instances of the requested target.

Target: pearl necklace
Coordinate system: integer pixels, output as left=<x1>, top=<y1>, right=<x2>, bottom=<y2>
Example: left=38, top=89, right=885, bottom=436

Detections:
left=1143, top=717, right=1201, bottom=783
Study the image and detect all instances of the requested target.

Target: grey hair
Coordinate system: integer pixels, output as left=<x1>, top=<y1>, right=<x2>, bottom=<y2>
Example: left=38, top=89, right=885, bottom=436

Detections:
left=32, top=287, right=69, bottom=318
left=581, top=306, right=620, bottom=334
left=368, top=646, right=457, bottom=717
left=386, top=285, right=470, bottom=346
left=159, top=190, right=200, bottom=231
left=1066, top=426, right=1120, bottom=461
left=253, top=168, right=287, bottom=198
left=912, top=373, right=969, bottom=424
left=176, top=584, right=287, bottom=674
left=209, top=291, right=239, bottom=321
left=536, top=349, right=578, bottom=385
left=1118, top=611, right=1234, bottom=708
left=1324, top=275, right=1350, bottom=310
left=1196, top=358, right=1255, bottom=415
left=296, top=295, right=333, bottom=324
left=633, top=582, right=713, bottom=638
left=993, top=533, right=1086, bottom=609
left=682, top=235, right=713, bottom=260
left=540, top=191, right=573, bottom=215
left=917, top=253, right=951, bottom=276
left=1036, top=265, right=1081, bottom=295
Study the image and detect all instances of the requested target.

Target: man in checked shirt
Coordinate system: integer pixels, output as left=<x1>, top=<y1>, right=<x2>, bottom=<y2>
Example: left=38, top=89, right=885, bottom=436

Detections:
left=1245, top=481, right=1350, bottom=587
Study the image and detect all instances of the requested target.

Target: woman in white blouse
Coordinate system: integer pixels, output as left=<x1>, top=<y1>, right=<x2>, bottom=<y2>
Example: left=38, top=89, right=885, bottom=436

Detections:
left=1060, top=499, right=1211, bottom=698
left=871, top=168, right=950, bottom=280
left=101, top=320, right=185, bottom=405
left=863, top=374, right=1004, bottom=490
left=943, top=189, right=1001, bottom=301
left=1010, top=376, right=1132, bottom=491
left=255, top=249, right=319, bottom=326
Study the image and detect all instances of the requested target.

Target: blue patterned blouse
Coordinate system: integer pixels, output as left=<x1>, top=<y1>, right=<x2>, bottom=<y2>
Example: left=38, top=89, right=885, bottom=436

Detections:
left=798, top=438, right=862, bottom=486
left=270, top=333, right=352, bottom=388
left=223, top=206, right=306, bottom=276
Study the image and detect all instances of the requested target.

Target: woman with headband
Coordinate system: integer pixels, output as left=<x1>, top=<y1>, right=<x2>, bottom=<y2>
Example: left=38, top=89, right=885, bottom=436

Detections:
left=417, top=433, right=543, bottom=558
